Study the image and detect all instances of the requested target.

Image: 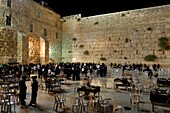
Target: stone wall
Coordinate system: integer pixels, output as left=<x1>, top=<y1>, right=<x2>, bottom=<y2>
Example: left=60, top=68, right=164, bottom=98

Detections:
left=17, top=32, right=28, bottom=64
left=61, top=5, right=170, bottom=67
left=1, top=0, right=170, bottom=67
left=61, top=14, right=81, bottom=62
left=0, top=29, right=17, bottom=64
left=0, top=0, right=62, bottom=64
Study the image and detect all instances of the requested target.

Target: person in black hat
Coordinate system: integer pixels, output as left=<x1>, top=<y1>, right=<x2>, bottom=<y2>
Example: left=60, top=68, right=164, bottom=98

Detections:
left=19, top=75, right=27, bottom=108
left=28, top=76, right=38, bottom=106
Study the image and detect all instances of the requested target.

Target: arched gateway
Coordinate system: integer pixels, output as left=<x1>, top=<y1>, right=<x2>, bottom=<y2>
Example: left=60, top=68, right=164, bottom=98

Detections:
left=17, top=31, right=49, bottom=65
left=0, top=29, right=49, bottom=65
left=28, top=36, right=47, bottom=64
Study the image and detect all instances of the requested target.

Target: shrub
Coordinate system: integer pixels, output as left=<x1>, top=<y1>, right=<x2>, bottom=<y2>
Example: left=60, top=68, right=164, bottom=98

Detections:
left=84, top=50, right=89, bottom=55
left=72, top=38, right=77, bottom=41
left=158, top=37, right=168, bottom=42
left=147, top=27, right=152, bottom=31
left=68, top=51, right=72, bottom=53
left=144, top=55, right=157, bottom=61
left=94, top=22, right=99, bottom=25
left=100, top=57, right=107, bottom=61
left=79, top=45, right=84, bottom=48
left=124, top=57, right=127, bottom=59
left=158, top=37, right=170, bottom=50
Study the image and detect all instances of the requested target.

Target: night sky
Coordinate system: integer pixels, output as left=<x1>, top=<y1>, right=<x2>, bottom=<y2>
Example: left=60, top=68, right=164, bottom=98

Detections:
left=33, top=0, right=170, bottom=17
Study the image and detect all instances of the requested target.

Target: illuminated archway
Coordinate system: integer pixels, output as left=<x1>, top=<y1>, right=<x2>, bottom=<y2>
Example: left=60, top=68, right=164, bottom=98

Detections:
left=40, top=37, right=45, bottom=64
left=28, top=36, right=46, bottom=64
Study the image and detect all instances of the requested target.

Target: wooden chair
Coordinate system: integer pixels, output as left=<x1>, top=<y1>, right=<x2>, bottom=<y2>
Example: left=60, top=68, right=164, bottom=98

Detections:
left=93, top=95, right=103, bottom=110
left=100, top=98, right=112, bottom=113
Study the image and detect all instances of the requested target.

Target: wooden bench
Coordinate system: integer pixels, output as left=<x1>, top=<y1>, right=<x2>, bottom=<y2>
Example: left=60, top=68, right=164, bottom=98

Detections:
left=114, top=78, right=132, bottom=89
left=77, top=86, right=100, bottom=97
left=151, top=97, right=170, bottom=112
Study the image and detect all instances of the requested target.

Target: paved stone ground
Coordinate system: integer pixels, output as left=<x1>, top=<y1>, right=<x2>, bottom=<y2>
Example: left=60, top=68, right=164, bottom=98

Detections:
left=10, top=73, right=170, bottom=113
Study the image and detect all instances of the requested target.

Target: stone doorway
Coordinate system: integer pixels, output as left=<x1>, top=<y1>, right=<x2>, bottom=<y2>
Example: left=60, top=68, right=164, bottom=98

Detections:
left=28, top=36, right=45, bottom=64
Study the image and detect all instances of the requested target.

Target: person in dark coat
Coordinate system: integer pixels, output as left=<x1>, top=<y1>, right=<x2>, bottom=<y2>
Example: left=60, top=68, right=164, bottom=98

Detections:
left=19, top=75, right=27, bottom=108
left=28, top=76, right=38, bottom=106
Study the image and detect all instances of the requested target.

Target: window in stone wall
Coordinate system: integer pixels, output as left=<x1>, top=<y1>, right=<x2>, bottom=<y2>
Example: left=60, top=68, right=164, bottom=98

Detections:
left=29, top=24, right=33, bottom=32
left=56, top=32, right=58, bottom=39
left=43, top=28, right=47, bottom=36
left=7, top=0, right=11, bottom=7
left=35, top=10, right=40, bottom=18
left=6, top=15, right=11, bottom=26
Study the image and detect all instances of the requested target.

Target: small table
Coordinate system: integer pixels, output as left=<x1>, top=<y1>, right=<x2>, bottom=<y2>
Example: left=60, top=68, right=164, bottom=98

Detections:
left=77, top=86, right=100, bottom=97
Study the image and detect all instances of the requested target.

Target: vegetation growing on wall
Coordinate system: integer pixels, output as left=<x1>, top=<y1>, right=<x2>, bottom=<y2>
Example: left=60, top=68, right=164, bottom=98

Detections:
left=121, top=13, right=125, bottom=17
left=84, top=50, right=89, bottom=55
left=100, top=57, right=107, bottom=61
left=158, top=37, right=170, bottom=50
left=79, top=45, right=84, bottom=48
left=124, top=57, right=127, bottom=59
left=72, top=38, right=77, bottom=41
left=94, top=22, right=99, bottom=25
left=68, top=51, right=72, bottom=53
left=144, top=54, right=157, bottom=61
left=147, top=27, right=152, bottom=31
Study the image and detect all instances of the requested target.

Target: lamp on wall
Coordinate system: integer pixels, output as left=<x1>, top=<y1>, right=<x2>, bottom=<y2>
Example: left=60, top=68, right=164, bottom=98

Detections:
left=72, top=58, right=76, bottom=62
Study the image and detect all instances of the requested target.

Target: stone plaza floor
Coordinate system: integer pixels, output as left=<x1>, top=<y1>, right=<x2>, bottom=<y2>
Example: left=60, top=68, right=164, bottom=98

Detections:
left=12, top=72, right=169, bottom=113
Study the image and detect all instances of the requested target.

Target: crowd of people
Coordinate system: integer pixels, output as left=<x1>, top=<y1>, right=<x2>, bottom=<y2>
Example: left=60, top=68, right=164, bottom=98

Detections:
left=0, top=62, right=162, bottom=81
left=110, top=63, right=161, bottom=79
left=0, top=61, right=166, bottom=109
left=36, top=62, right=108, bottom=80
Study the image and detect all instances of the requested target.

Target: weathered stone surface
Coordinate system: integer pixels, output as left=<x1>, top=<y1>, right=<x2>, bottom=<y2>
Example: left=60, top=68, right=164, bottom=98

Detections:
left=0, top=0, right=62, bottom=64
left=62, top=5, right=170, bottom=67
left=1, top=0, right=170, bottom=67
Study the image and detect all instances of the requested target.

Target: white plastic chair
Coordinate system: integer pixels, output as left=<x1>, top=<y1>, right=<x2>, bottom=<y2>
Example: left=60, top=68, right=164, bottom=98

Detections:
left=79, top=97, right=88, bottom=113
left=130, top=93, right=140, bottom=111
left=112, top=98, right=122, bottom=113
left=70, top=96, right=81, bottom=113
